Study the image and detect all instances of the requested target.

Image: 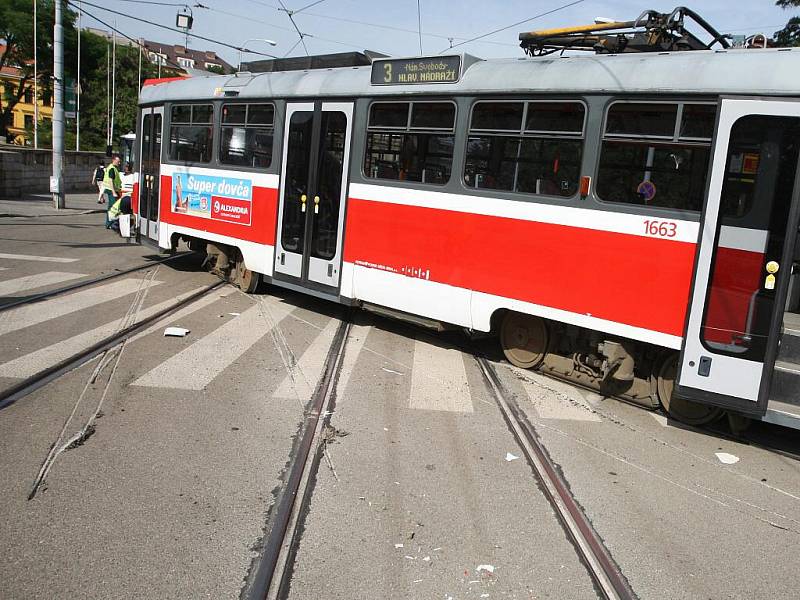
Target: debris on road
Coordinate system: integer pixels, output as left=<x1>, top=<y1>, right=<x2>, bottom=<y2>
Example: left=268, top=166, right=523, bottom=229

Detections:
left=505, top=452, right=519, bottom=462
left=715, top=452, right=740, bottom=465
left=163, top=326, right=190, bottom=337
left=382, top=367, right=403, bottom=375
left=395, top=543, right=404, bottom=548
left=476, top=564, right=495, bottom=574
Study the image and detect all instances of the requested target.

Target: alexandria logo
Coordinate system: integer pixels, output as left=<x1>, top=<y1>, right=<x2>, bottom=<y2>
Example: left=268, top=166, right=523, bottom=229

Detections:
left=213, top=200, right=221, bottom=212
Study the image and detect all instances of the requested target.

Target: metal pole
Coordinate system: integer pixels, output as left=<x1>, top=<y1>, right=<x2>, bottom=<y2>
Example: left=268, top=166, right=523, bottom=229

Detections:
left=52, top=0, right=65, bottom=208
left=137, top=38, right=142, bottom=90
left=106, top=40, right=110, bottom=150
left=110, top=26, right=116, bottom=151
left=76, top=0, right=80, bottom=151
left=33, top=0, right=38, bottom=149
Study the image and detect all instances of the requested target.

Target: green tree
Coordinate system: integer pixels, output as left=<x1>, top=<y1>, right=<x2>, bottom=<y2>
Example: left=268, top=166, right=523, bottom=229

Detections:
left=1, top=0, right=172, bottom=150
left=0, top=0, right=78, bottom=143
left=775, top=0, right=800, bottom=46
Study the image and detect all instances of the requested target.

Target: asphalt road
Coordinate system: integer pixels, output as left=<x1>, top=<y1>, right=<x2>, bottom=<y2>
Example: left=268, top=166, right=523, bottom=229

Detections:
left=1, top=209, right=800, bottom=599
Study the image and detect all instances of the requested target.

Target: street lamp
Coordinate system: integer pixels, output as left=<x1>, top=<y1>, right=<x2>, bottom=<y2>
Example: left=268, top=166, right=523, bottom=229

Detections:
left=238, top=38, right=278, bottom=72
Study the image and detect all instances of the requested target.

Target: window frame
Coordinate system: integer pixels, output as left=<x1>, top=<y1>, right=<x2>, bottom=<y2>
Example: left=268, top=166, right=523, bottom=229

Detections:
left=594, top=98, right=719, bottom=212
left=362, top=98, right=458, bottom=186
left=462, top=98, right=588, bottom=199
left=218, top=101, right=276, bottom=170
left=166, top=101, right=216, bottom=165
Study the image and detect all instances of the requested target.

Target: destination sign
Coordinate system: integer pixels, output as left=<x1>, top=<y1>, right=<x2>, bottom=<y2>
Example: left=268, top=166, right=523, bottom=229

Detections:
left=371, top=55, right=461, bottom=85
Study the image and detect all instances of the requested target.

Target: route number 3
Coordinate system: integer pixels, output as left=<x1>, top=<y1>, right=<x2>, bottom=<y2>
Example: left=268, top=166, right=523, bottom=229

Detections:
left=384, top=63, right=392, bottom=83
left=644, top=219, right=677, bottom=238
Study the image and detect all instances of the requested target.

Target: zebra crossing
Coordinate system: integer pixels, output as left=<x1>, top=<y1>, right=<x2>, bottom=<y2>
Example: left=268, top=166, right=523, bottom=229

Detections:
left=0, top=258, right=610, bottom=423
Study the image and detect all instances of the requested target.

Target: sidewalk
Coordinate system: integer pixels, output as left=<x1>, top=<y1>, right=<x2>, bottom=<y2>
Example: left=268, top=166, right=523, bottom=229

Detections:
left=0, top=193, right=107, bottom=218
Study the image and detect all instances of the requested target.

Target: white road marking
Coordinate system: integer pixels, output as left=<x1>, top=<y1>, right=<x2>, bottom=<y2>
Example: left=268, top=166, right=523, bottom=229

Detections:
left=0, top=278, right=162, bottom=337
left=509, top=365, right=602, bottom=422
left=0, top=271, right=86, bottom=296
left=0, top=252, right=79, bottom=263
left=0, top=287, right=214, bottom=378
left=333, top=323, right=371, bottom=403
left=409, top=338, right=473, bottom=413
left=650, top=412, right=669, bottom=427
left=132, top=301, right=292, bottom=390
left=273, top=319, right=339, bottom=399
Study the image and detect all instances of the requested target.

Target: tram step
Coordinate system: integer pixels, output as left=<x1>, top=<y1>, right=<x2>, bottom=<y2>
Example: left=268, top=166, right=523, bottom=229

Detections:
left=770, top=361, right=800, bottom=406
left=778, top=325, right=800, bottom=364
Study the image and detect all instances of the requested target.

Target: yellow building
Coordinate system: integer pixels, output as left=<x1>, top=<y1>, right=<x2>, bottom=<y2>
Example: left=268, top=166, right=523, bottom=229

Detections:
left=1, top=63, right=53, bottom=146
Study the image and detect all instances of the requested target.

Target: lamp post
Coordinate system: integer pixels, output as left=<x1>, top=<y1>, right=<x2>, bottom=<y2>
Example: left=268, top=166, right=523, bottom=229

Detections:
left=238, top=38, right=278, bottom=72
left=33, top=0, right=38, bottom=149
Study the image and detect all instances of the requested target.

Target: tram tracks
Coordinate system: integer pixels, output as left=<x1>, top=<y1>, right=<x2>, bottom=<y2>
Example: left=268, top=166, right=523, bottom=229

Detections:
left=476, top=356, right=637, bottom=600
left=244, top=315, right=351, bottom=600
left=0, top=277, right=225, bottom=411
left=0, top=251, right=192, bottom=312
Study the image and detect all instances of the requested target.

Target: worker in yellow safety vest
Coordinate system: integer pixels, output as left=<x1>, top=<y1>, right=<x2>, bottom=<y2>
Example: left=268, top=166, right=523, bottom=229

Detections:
left=103, top=155, right=122, bottom=228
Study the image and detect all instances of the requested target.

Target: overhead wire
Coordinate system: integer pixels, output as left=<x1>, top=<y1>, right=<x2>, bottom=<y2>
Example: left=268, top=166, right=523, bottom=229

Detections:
left=416, top=0, right=423, bottom=54
left=292, top=0, right=328, bottom=14
left=72, top=0, right=278, bottom=56
left=277, top=0, right=310, bottom=55
left=67, top=0, right=185, bottom=71
left=439, top=0, right=586, bottom=53
left=233, top=0, right=519, bottom=49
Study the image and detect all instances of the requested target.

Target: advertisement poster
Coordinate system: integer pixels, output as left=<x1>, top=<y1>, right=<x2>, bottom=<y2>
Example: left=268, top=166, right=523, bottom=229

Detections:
left=171, top=173, right=253, bottom=226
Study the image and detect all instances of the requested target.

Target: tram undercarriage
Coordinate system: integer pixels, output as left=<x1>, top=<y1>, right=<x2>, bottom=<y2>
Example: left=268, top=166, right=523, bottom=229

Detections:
left=496, top=310, right=724, bottom=426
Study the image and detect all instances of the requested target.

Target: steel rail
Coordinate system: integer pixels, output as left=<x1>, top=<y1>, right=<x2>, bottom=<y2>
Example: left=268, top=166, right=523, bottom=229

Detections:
left=0, top=252, right=193, bottom=312
left=245, top=317, right=351, bottom=600
left=476, top=355, right=637, bottom=600
left=0, top=280, right=225, bottom=411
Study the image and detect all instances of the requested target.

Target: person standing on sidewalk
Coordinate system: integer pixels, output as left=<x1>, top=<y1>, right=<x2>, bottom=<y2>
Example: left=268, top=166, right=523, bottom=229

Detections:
left=93, top=162, right=106, bottom=204
left=103, top=155, right=123, bottom=228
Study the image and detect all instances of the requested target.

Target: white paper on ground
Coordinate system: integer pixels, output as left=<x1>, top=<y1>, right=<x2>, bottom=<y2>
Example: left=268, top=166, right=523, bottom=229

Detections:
left=715, top=452, right=740, bottom=464
left=476, top=564, right=495, bottom=574
left=164, top=327, right=190, bottom=337
left=505, top=452, right=519, bottom=462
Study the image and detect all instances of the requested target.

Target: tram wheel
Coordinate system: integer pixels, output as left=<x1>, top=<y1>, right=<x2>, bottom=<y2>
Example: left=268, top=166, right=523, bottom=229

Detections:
left=655, top=353, right=722, bottom=426
left=233, top=251, right=260, bottom=293
left=500, top=312, right=549, bottom=369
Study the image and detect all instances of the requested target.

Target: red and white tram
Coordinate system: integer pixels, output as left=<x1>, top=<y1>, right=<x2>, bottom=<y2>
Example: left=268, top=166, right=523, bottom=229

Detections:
left=133, top=47, right=800, bottom=429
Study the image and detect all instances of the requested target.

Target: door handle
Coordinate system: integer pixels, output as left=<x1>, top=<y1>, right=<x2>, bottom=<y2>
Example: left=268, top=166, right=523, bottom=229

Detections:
left=314, top=195, right=320, bottom=214
left=301, top=194, right=307, bottom=213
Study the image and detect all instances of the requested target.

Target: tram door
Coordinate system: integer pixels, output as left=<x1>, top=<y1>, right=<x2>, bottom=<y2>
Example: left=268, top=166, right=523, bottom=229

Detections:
left=274, top=101, right=353, bottom=290
left=138, top=106, right=163, bottom=242
left=677, top=98, right=800, bottom=415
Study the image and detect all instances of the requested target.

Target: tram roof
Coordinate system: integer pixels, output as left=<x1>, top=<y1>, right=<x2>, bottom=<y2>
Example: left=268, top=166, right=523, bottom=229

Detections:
left=140, top=48, right=800, bottom=105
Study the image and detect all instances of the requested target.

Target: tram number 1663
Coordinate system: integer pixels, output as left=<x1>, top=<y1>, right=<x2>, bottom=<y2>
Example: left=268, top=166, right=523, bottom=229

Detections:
left=643, top=219, right=677, bottom=238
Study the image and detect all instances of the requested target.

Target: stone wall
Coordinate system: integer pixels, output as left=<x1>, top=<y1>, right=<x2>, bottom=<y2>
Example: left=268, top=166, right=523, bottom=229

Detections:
left=0, top=147, right=107, bottom=198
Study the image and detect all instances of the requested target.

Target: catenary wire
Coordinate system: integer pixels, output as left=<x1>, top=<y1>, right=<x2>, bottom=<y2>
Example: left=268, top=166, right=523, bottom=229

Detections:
left=71, top=0, right=278, bottom=56
left=291, top=0, right=328, bottom=14
left=277, top=0, right=310, bottom=55
left=439, top=0, right=586, bottom=53
left=67, top=0, right=186, bottom=71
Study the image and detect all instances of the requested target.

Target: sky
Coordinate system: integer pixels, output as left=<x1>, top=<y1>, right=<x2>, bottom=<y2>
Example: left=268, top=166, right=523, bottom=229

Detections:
left=74, top=0, right=797, bottom=67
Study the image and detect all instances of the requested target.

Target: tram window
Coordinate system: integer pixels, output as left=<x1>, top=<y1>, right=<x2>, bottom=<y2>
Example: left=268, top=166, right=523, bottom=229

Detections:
left=411, top=103, right=456, bottom=130
left=364, top=101, right=455, bottom=185
left=597, top=101, right=717, bottom=211
left=702, top=115, right=800, bottom=358
left=680, top=104, right=717, bottom=140
left=471, top=102, right=524, bottom=131
left=220, top=103, right=274, bottom=168
left=168, top=103, right=213, bottom=163
left=369, top=102, right=410, bottom=128
left=605, top=103, right=677, bottom=138
left=525, top=103, right=585, bottom=134
left=464, top=100, right=584, bottom=197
